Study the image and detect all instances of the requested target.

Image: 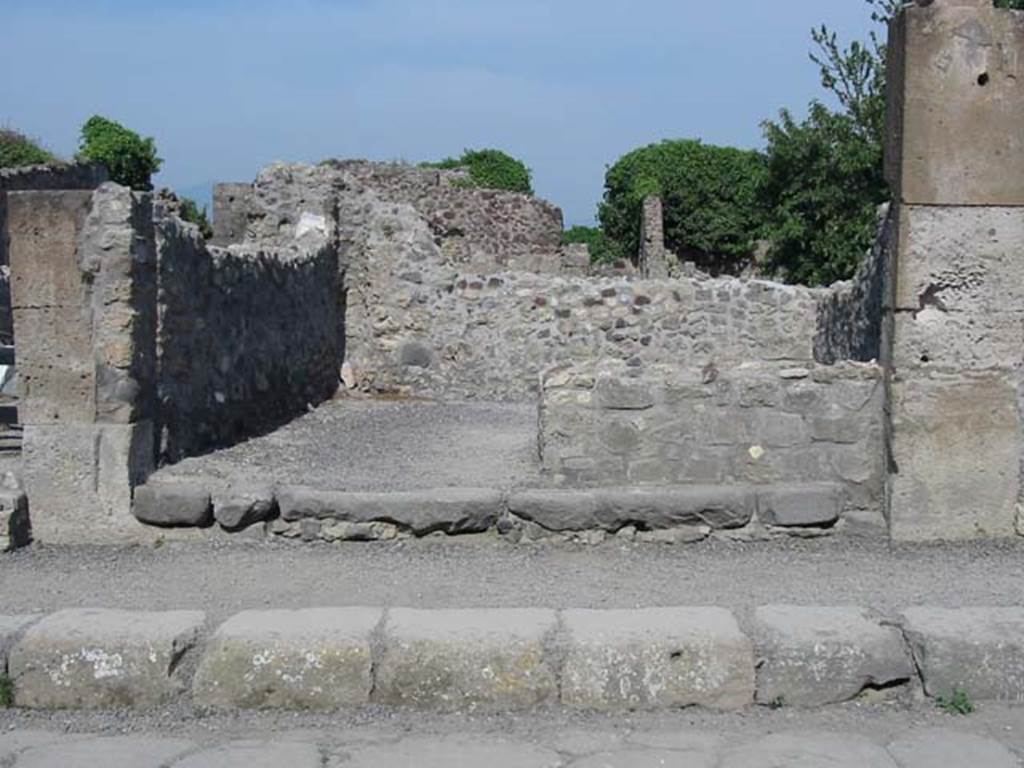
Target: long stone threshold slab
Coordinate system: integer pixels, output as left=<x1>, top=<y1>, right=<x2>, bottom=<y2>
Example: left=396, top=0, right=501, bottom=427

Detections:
left=2, top=605, right=1022, bottom=714
left=127, top=480, right=857, bottom=545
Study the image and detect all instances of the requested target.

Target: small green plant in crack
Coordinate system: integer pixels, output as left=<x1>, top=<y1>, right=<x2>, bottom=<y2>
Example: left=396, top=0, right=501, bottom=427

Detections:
left=936, top=688, right=974, bottom=716
left=767, top=695, right=786, bottom=710
left=0, top=674, right=14, bottom=707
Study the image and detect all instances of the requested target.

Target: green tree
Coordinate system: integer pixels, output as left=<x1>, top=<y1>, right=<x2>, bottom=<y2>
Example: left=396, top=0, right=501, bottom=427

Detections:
left=179, top=197, right=213, bottom=240
left=598, top=139, right=766, bottom=274
left=424, top=148, right=533, bottom=195
left=77, top=115, right=162, bottom=190
left=563, top=225, right=613, bottom=264
left=0, top=129, right=55, bottom=169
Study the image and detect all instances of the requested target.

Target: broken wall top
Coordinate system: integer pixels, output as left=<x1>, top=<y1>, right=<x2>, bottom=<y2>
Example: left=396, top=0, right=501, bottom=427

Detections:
left=885, top=0, right=1024, bottom=206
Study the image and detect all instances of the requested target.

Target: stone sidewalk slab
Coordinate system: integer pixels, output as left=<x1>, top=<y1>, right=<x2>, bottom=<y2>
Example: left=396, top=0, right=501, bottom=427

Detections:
left=561, top=607, right=754, bottom=711
left=753, top=605, right=914, bottom=706
left=886, top=729, right=1020, bottom=768
left=174, top=740, right=323, bottom=768
left=719, top=732, right=898, bottom=767
left=335, top=735, right=564, bottom=768
left=193, top=607, right=381, bottom=710
left=375, top=608, right=558, bottom=711
left=8, top=608, right=204, bottom=709
left=16, top=736, right=195, bottom=768
left=277, top=486, right=504, bottom=535
left=901, top=607, right=1024, bottom=701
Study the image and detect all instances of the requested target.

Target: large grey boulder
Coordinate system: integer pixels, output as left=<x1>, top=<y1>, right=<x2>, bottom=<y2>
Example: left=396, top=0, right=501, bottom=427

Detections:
left=9, top=608, right=204, bottom=709
left=375, top=608, right=558, bottom=711
left=277, top=486, right=503, bottom=535
left=753, top=605, right=914, bottom=706
left=132, top=482, right=212, bottom=528
left=901, top=607, right=1024, bottom=701
left=193, top=608, right=381, bottom=710
left=561, top=607, right=754, bottom=711
left=507, top=486, right=754, bottom=532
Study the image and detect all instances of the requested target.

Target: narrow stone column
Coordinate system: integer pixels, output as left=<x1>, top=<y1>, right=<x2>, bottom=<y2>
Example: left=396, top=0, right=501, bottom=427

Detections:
left=9, top=184, right=158, bottom=543
left=638, top=196, right=670, bottom=279
left=884, top=0, right=1024, bottom=540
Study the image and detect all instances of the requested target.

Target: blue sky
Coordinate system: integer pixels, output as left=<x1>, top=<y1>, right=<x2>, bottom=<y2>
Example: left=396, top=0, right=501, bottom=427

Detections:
left=1, top=0, right=879, bottom=225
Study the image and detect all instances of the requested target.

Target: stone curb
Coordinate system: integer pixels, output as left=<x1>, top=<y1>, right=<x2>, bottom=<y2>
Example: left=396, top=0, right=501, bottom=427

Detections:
left=5, top=605, right=1024, bottom=713
left=128, top=480, right=847, bottom=540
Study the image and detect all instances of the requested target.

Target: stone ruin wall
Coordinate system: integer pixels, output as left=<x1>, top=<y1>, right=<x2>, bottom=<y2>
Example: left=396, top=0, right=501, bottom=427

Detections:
left=0, top=163, right=108, bottom=343
left=153, top=206, right=340, bottom=464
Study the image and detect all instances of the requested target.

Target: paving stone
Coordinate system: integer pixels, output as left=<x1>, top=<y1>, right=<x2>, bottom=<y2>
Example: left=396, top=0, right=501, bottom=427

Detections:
left=0, top=730, right=78, bottom=763
left=375, top=608, right=558, bottom=711
left=193, top=607, right=380, bottom=710
left=561, top=607, right=754, bottom=711
left=277, top=486, right=503, bottom=535
left=174, top=740, right=323, bottom=768
left=132, top=482, right=212, bottom=528
left=0, top=614, right=39, bottom=668
left=719, top=732, right=898, bottom=767
left=336, top=735, right=564, bottom=768
left=507, top=487, right=754, bottom=533
left=9, top=608, right=205, bottom=708
left=549, top=730, right=626, bottom=756
left=626, top=732, right=723, bottom=753
left=886, top=729, right=1020, bottom=768
left=16, top=736, right=195, bottom=768
left=756, top=484, right=843, bottom=528
left=753, top=605, right=914, bottom=706
left=212, top=485, right=277, bottom=532
left=901, top=607, right=1024, bottom=701
left=570, top=749, right=715, bottom=767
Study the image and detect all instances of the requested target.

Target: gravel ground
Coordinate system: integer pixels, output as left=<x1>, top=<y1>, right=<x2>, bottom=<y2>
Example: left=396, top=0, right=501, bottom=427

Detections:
left=153, top=397, right=541, bottom=491
left=3, top=535, right=1023, bottom=625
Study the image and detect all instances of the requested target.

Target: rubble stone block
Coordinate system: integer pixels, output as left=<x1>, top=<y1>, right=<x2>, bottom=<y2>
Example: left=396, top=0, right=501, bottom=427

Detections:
left=193, top=608, right=381, bottom=710
left=753, top=606, right=914, bottom=706
left=561, top=607, right=754, bottom=711
left=375, top=608, right=558, bottom=711
left=132, top=481, right=212, bottom=528
left=9, top=608, right=205, bottom=709
left=277, top=486, right=502, bottom=535
left=901, top=607, right=1024, bottom=701
left=756, top=484, right=844, bottom=528
left=212, top=485, right=277, bottom=531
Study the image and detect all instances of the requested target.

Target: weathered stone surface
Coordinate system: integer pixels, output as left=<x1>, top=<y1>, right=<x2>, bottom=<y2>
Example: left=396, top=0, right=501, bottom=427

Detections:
left=888, top=374, right=1020, bottom=540
left=0, top=614, right=39, bottom=669
left=720, top=732, right=897, bottom=768
left=211, top=182, right=252, bottom=246
left=16, top=737, right=195, bottom=768
left=887, top=729, right=1020, bottom=768
left=901, top=607, right=1024, bottom=701
left=753, top=606, right=914, bottom=706
left=23, top=421, right=155, bottom=545
left=9, top=608, right=204, bottom=709
left=175, top=740, right=323, bottom=768
left=561, top=607, right=754, bottom=711
left=132, top=481, right=212, bottom=528
left=277, top=486, right=503, bottom=535
left=375, top=608, right=558, bottom=711
left=886, top=0, right=1024, bottom=206
left=212, top=485, right=277, bottom=531
left=193, top=608, right=380, bottom=710
left=756, top=484, right=844, bottom=528
left=340, top=735, right=564, bottom=768
left=0, top=490, right=29, bottom=551
left=508, top=487, right=754, bottom=532
left=573, top=749, right=715, bottom=768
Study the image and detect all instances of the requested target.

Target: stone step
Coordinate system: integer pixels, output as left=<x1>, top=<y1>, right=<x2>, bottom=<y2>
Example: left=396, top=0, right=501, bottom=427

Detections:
left=3, top=605, right=1022, bottom=713
left=128, top=480, right=850, bottom=543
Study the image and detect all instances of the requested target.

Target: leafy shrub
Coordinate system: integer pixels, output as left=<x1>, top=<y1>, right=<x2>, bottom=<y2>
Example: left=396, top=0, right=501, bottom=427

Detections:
left=0, top=129, right=55, bottom=169
left=424, top=149, right=533, bottom=195
left=936, top=688, right=974, bottom=716
left=0, top=674, right=13, bottom=707
left=77, top=115, right=161, bottom=190
left=598, top=139, right=767, bottom=273
left=179, top=197, right=213, bottom=240
left=562, top=225, right=613, bottom=264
